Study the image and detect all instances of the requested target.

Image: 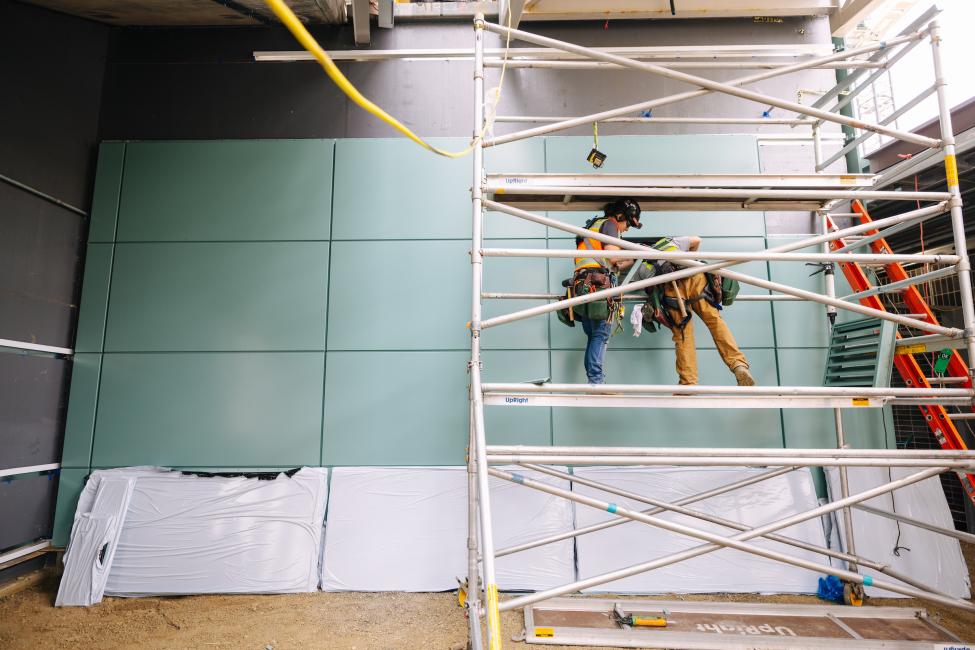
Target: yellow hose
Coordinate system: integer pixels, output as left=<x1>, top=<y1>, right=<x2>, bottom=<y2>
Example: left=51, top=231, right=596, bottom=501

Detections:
left=263, top=0, right=507, bottom=159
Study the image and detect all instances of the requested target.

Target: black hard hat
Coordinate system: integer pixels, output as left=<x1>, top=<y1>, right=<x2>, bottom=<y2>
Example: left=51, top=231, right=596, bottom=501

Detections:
left=616, top=198, right=642, bottom=229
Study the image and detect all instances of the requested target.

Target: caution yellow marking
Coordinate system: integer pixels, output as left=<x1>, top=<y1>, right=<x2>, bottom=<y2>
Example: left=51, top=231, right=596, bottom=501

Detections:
left=486, top=584, right=502, bottom=650
left=495, top=188, right=506, bottom=194
left=896, top=344, right=928, bottom=356
left=851, top=398, right=870, bottom=407
left=534, top=627, right=555, bottom=638
left=945, top=154, right=960, bottom=188
left=840, top=175, right=857, bottom=185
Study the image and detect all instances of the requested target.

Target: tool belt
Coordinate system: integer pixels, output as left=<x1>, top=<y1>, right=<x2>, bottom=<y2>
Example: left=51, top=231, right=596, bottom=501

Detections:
left=556, top=267, right=619, bottom=327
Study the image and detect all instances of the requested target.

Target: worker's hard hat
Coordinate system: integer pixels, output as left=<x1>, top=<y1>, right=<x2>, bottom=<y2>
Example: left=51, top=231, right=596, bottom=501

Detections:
left=617, top=198, right=642, bottom=229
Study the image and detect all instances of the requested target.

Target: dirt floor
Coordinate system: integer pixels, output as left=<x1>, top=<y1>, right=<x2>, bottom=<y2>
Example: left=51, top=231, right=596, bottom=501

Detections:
left=3, top=545, right=975, bottom=649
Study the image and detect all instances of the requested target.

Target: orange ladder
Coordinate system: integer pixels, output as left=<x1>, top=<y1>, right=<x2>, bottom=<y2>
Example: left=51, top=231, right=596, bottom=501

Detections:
left=826, top=199, right=975, bottom=503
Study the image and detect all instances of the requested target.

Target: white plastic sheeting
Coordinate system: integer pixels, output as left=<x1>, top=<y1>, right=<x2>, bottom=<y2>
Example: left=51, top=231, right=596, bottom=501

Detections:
left=321, top=466, right=574, bottom=592
left=825, top=466, right=971, bottom=599
left=58, top=467, right=328, bottom=598
left=56, top=476, right=136, bottom=606
left=573, top=466, right=829, bottom=594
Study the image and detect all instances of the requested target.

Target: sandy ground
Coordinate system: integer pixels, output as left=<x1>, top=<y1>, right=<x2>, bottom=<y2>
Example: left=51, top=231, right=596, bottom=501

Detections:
left=2, top=546, right=975, bottom=649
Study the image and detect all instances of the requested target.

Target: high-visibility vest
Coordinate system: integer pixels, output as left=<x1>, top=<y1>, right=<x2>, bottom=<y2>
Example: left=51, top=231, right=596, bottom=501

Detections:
left=574, top=217, right=611, bottom=272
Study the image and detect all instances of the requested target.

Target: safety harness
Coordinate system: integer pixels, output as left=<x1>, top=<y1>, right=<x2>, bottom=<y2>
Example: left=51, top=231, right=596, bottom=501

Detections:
left=557, top=217, right=624, bottom=327
left=639, top=238, right=740, bottom=334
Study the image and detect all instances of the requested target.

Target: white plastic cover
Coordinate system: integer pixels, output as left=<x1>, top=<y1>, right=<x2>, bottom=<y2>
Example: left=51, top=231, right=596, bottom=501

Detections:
left=61, top=466, right=329, bottom=597
left=573, top=466, right=829, bottom=594
left=56, top=476, right=136, bottom=606
left=321, top=466, right=574, bottom=592
left=825, top=466, right=970, bottom=598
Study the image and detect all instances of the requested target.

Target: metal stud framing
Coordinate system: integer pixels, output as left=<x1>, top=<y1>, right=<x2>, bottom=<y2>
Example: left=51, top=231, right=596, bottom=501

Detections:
left=465, top=10, right=974, bottom=649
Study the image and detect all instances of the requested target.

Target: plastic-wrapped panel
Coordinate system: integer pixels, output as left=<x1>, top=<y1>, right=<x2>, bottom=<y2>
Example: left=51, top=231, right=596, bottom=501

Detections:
left=574, top=467, right=828, bottom=594
left=825, top=466, right=970, bottom=599
left=56, top=467, right=328, bottom=597
left=56, top=476, right=136, bottom=606
left=321, top=467, right=574, bottom=592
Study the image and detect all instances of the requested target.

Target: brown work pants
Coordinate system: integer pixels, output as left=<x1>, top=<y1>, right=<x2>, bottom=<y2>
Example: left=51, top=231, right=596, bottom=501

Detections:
left=663, top=273, right=749, bottom=385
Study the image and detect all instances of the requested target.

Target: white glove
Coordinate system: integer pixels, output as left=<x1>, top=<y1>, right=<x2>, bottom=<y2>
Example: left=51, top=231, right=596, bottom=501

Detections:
left=630, top=302, right=644, bottom=337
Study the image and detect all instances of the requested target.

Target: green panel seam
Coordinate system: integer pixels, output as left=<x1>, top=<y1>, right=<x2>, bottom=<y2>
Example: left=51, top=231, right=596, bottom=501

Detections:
left=88, top=142, right=126, bottom=472
left=765, top=235, right=787, bottom=449
left=321, top=142, right=336, bottom=466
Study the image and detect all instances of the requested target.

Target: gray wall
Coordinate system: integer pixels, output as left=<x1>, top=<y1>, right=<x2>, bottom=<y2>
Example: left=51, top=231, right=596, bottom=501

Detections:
left=0, top=0, right=108, bottom=577
left=98, top=15, right=838, bottom=140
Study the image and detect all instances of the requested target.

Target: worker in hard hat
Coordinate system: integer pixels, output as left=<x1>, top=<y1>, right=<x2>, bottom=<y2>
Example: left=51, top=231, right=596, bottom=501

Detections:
left=631, top=235, right=755, bottom=387
left=571, top=198, right=642, bottom=384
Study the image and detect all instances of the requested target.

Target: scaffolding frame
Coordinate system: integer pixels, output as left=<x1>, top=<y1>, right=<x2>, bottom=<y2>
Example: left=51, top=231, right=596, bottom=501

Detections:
left=466, top=9, right=975, bottom=649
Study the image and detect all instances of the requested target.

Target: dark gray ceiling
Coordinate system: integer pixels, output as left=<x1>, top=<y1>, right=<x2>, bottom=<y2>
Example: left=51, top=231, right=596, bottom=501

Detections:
left=18, top=0, right=345, bottom=25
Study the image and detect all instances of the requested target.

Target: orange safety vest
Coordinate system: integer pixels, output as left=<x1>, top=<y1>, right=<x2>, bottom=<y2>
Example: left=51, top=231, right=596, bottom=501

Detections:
left=574, top=217, right=611, bottom=272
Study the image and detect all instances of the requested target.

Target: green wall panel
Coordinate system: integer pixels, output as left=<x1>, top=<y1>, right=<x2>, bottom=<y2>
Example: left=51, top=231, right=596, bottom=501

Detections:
left=331, top=138, right=545, bottom=241
left=53, top=469, right=88, bottom=547
left=551, top=349, right=782, bottom=447
left=116, top=140, right=333, bottom=241
left=545, top=135, right=760, bottom=174
left=323, top=350, right=551, bottom=465
left=547, top=237, right=773, bottom=351
left=91, top=353, right=324, bottom=467
left=60, top=353, right=101, bottom=468
left=72, top=244, right=114, bottom=353
left=768, top=236, right=857, bottom=348
left=87, top=143, right=124, bottom=243
left=323, top=351, right=468, bottom=465
left=104, top=242, right=328, bottom=352
left=777, top=347, right=893, bottom=450
left=328, top=239, right=547, bottom=351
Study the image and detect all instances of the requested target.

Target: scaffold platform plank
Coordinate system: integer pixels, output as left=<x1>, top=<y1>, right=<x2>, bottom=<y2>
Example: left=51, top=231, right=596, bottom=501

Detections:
left=522, top=598, right=965, bottom=648
left=482, top=173, right=952, bottom=211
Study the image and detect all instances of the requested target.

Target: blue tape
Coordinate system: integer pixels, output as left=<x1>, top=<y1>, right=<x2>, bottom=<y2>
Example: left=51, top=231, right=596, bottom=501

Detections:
left=607, top=503, right=618, bottom=514
left=511, top=473, right=525, bottom=484
left=863, top=575, right=874, bottom=586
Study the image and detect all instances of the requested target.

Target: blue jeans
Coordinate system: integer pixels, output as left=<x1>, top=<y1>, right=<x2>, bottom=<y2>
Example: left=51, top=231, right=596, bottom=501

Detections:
left=581, top=318, right=612, bottom=384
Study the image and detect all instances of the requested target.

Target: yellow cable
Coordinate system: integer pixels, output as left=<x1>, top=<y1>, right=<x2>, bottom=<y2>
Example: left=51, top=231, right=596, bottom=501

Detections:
left=263, top=0, right=509, bottom=159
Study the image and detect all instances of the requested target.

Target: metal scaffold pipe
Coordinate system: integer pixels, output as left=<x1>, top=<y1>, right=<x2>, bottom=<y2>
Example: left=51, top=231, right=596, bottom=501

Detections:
left=486, top=456, right=975, bottom=468
left=481, top=23, right=937, bottom=148
left=491, top=466, right=975, bottom=613
left=468, top=15, right=500, bottom=650
left=491, top=466, right=797, bottom=558
left=480, top=248, right=959, bottom=265
left=479, top=200, right=957, bottom=336
left=521, top=463, right=950, bottom=597
left=930, top=22, right=975, bottom=382
left=481, top=384, right=971, bottom=398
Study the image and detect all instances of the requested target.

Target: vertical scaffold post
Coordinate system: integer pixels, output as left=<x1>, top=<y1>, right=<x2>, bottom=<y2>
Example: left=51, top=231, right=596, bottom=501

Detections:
left=930, top=22, right=975, bottom=382
left=813, top=124, right=824, bottom=172
left=469, top=13, right=503, bottom=650
left=823, top=209, right=857, bottom=569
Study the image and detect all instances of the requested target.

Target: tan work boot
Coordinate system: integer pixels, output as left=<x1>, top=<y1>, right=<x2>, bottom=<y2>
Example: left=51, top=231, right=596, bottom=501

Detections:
left=733, top=365, right=755, bottom=387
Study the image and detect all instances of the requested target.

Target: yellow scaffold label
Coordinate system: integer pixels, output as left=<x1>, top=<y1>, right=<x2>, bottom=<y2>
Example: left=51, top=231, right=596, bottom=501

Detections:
left=534, top=627, right=555, bottom=638
left=946, top=154, right=960, bottom=188
left=486, top=584, right=502, bottom=650
left=851, top=398, right=870, bottom=407
left=841, top=175, right=857, bottom=185
left=897, top=344, right=927, bottom=356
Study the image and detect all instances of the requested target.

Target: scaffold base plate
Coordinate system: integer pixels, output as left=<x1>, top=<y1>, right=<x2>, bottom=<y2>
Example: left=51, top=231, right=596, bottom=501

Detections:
left=522, top=597, right=966, bottom=648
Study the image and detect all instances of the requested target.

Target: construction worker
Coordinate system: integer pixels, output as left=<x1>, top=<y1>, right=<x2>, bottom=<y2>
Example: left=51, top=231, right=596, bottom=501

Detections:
left=631, top=235, right=755, bottom=387
left=572, top=198, right=642, bottom=384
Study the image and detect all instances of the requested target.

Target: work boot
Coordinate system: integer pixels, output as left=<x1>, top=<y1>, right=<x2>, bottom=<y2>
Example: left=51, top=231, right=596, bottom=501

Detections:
left=733, top=365, right=755, bottom=387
